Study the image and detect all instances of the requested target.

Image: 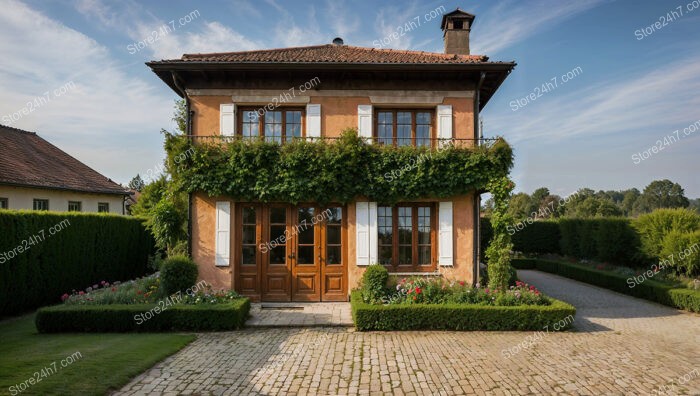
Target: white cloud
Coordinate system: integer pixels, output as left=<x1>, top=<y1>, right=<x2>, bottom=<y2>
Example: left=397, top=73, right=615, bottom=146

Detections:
left=471, top=0, right=607, bottom=55
left=488, top=55, right=700, bottom=144
left=0, top=0, right=171, bottom=184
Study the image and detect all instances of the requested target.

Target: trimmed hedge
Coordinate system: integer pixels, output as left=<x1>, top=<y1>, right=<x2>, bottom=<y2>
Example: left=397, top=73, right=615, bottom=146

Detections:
left=481, top=217, right=642, bottom=266
left=0, top=211, right=156, bottom=316
left=515, top=258, right=700, bottom=312
left=350, top=291, right=576, bottom=331
left=35, top=299, right=250, bottom=332
left=511, top=221, right=560, bottom=254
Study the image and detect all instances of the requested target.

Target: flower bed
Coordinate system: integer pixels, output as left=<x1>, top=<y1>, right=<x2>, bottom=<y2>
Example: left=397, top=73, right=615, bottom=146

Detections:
left=353, top=265, right=576, bottom=331
left=513, top=258, right=700, bottom=312
left=351, top=291, right=576, bottom=331
left=36, top=271, right=250, bottom=332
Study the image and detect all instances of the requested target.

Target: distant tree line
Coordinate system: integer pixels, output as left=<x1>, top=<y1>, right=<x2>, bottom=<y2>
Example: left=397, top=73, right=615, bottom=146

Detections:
left=483, top=179, right=698, bottom=220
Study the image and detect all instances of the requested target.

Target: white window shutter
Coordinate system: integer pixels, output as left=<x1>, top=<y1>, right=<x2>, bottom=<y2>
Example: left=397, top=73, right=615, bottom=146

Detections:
left=220, top=104, right=236, bottom=136
left=356, top=201, right=378, bottom=265
left=357, top=105, right=373, bottom=142
left=437, top=105, right=453, bottom=146
left=438, top=201, right=454, bottom=266
left=215, top=201, right=231, bottom=266
left=306, top=104, right=321, bottom=139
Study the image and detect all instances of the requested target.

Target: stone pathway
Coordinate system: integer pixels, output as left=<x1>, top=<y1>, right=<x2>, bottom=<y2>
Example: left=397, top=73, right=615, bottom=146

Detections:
left=247, top=302, right=353, bottom=327
left=116, top=271, right=700, bottom=395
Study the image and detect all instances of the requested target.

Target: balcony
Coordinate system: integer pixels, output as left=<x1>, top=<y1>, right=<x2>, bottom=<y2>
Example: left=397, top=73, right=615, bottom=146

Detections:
left=184, top=134, right=500, bottom=149
left=166, top=131, right=512, bottom=204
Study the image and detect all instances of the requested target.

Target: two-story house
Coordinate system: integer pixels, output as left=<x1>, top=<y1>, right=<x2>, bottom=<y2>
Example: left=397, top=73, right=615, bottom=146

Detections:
left=148, top=9, right=515, bottom=302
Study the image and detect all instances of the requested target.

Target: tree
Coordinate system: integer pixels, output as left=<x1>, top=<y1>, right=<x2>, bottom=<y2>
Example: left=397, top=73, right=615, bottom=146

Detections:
left=621, top=188, right=640, bottom=216
left=531, top=187, right=550, bottom=206
left=507, top=193, right=532, bottom=220
left=595, top=199, right=623, bottom=217
left=133, top=99, right=189, bottom=256
left=128, top=174, right=145, bottom=192
left=689, top=198, right=700, bottom=214
left=637, top=179, right=690, bottom=213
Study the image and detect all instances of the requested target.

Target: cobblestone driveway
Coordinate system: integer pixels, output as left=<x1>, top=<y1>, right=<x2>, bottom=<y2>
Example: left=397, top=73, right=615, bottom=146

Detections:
left=117, top=271, right=700, bottom=395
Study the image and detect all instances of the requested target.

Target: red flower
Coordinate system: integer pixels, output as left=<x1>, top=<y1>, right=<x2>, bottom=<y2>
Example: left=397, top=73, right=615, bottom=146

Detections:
left=111, top=287, right=117, bottom=292
left=413, top=296, right=417, bottom=301
left=61, top=293, right=69, bottom=301
left=529, top=285, right=535, bottom=291
left=459, top=281, right=465, bottom=286
left=415, top=287, right=422, bottom=294
left=136, top=290, right=142, bottom=295
left=78, top=291, right=85, bottom=295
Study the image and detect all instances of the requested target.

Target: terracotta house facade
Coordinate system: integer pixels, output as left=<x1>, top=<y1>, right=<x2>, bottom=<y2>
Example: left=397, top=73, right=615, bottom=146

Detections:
left=148, top=9, right=514, bottom=302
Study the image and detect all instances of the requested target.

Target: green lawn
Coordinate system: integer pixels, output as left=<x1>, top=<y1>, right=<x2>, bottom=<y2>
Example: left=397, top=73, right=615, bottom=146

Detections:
left=0, top=313, right=195, bottom=395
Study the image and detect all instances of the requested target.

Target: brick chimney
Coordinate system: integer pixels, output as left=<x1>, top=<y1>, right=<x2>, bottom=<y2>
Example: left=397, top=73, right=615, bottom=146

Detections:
left=441, top=9, right=475, bottom=55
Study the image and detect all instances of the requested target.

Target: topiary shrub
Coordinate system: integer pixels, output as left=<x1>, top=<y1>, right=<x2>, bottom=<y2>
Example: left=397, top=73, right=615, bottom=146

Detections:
left=635, top=208, right=700, bottom=258
left=160, top=256, right=198, bottom=295
left=360, top=264, right=389, bottom=304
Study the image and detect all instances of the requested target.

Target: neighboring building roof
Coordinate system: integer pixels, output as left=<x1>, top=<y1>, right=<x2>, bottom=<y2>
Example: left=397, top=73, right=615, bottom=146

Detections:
left=160, top=44, right=490, bottom=64
left=0, top=124, right=128, bottom=196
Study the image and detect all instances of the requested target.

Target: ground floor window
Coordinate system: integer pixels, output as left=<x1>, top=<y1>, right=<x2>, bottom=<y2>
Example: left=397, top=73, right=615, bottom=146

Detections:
left=68, top=201, right=82, bottom=212
left=378, top=204, right=436, bottom=271
left=33, top=199, right=49, bottom=211
left=0, top=198, right=7, bottom=209
left=97, top=202, right=109, bottom=213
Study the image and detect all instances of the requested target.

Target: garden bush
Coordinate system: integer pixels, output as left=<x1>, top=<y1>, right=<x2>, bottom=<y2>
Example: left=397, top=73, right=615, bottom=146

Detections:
left=351, top=291, right=576, bottom=331
left=360, top=264, right=389, bottom=304
left=160, top=256, right=198, bottom=295
left=660, top=230, right=700, bottom=276
left=0, top=211, right=155, bottom=316
left=35, top=298, right=250, bottom=332
left=634, top=208, right=700, bottom=258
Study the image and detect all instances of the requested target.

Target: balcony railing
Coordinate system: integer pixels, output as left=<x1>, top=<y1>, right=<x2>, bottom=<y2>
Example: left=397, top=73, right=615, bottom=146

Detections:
left=184, top=135, right=500, bottom=149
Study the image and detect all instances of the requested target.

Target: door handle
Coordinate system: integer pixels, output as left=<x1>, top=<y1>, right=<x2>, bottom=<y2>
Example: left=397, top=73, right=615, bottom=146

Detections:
left=288, top=253, right=296, bottom=259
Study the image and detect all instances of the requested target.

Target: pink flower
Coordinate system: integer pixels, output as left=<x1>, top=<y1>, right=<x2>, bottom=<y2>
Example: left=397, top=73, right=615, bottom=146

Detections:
left=61, top=293, right=69, bottom=301
left=78, top=291, right=84, bottom=295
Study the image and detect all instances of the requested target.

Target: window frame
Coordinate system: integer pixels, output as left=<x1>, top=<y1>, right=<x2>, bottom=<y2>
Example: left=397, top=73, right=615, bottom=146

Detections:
left=237, top=107, right=306, bottom=142
left=97, top=202, right=109, bottom=213
left=33, top=199, right=49, bottom=211
left=374, top=109, right=435, bottom=147
left=377, top=203, right=437, bottom=272
left=0, top=198, right=7, bottom=209
left=68, top=201, right=82, bottom=212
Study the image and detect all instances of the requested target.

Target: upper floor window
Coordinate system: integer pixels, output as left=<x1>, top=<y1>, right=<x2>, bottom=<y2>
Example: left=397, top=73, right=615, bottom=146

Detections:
left=0, top=198, right=7, bottom=209
left=98, top=202, right=109, bottom=213
left=239, top=108, right=304, bottom=143
left=376, top=110, right=433, bottom=147
left=33, top=199, right=49, bottom=211
left=68, top=201, right=82, bottom=212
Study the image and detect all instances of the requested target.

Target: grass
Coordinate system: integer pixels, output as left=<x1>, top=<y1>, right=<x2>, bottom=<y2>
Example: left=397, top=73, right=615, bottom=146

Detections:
left=0, top=313, right=195, bottom=395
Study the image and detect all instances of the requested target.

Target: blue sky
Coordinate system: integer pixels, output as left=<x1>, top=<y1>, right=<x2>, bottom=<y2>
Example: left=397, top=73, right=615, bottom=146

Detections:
left=1, top=0, right=698, bottom=197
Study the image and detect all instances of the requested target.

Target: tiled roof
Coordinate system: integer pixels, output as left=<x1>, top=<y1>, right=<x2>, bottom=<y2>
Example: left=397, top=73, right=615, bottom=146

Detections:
left=0, top=125, right=127, bottom=195
left=163, top=44, right=489, bottom=64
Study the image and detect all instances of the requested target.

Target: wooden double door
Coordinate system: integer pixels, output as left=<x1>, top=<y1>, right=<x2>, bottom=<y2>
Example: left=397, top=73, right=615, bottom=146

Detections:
left=235, top=204, right=347, bottom=302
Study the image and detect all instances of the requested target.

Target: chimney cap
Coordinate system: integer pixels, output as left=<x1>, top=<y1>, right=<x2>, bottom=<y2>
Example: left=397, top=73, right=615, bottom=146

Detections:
left=332, top=37, right=344, bottom=45
left=440, top=8, right=476, bottom=30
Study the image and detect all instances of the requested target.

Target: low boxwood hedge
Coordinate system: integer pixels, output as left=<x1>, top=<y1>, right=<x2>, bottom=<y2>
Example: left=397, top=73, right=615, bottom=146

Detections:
left=516, top=258, right=700, bottom=312
left=350, top=291, right=576, bottom=331
left=35, top=299, right=250, bottom=333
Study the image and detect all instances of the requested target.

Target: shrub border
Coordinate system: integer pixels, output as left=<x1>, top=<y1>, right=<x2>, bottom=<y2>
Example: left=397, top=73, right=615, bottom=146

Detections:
left=514, top=258, right=700, bottom=312
left=350, top=291, right=576, bottom=331
left=35, top=299, right=250, bottom=333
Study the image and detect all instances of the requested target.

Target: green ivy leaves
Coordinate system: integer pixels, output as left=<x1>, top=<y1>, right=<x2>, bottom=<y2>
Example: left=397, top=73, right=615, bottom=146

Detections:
left=165, top=129, right=513, bottom=205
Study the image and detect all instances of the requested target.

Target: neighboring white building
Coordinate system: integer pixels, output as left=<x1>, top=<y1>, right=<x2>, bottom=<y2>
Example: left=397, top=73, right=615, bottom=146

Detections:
left=0, top=125, right=128, bottom=214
